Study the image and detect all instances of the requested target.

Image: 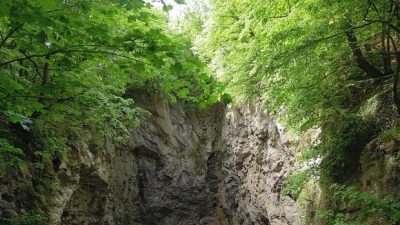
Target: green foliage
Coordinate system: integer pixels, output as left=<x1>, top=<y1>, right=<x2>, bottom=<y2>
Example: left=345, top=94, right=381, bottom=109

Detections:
left=380, top=126, right=400, bottom=143
left=189, top=136, right=207, bottom=175
left=184, top=0, right=400, bottom=224
left=220, top=93, right=233, bottom=105
left=281, top=168, right=314, bottom=199
left=178, top=0, right=210, bottom=42
left=319, top=114, right=375, bottom=183
left=323, top=184, right=400, bottom=225
left=282, top=142, right=321, bottom=199
left=175, top=0, right=186, bottom=4
left=0, top=213, right=48, bottom=225
left=0, top=138, right=26, bottom=174
left=298, top=145, right=322, bottom=163
left=317, top=211, right=363, bottom=225
left=0, top=0, right=225, bottom=173
left=195, top=0, right=398, bottom=131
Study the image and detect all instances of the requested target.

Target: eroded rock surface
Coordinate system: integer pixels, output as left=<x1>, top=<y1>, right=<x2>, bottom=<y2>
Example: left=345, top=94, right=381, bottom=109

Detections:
left=0, top=96, right=301, bottom=225
left=220, top=104, right=300, bottom=225
left=120, top=93, right=225, bottom=225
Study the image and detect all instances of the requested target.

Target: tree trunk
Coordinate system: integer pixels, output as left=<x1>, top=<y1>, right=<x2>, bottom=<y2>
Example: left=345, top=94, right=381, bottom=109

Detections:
left=345, top=29, right=384, bottom=78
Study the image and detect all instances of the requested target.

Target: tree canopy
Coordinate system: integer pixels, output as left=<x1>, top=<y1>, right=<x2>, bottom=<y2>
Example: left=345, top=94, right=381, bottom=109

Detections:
left=0, top=0, right=224, bottom=173
left=188, top=1, right=400, bottom=223
left=195, top=0, right=400, bottom=130
left=1, top=0, right=400, bottom=223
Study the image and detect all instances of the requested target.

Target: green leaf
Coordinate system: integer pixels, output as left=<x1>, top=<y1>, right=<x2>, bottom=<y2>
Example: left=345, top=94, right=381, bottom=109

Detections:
left=177, top=88, right=190, bottom=98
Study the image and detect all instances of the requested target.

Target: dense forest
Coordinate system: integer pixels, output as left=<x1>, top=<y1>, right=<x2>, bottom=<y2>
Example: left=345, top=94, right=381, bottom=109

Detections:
left=1, top=0, right=400, bottom=225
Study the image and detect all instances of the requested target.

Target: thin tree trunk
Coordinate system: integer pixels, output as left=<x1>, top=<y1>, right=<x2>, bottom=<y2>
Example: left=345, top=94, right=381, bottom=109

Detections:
left=389, top=35, right=400, bottom=113
left=382, top=26, right=392, bottom=74
left=345, top=29, right=384, bottom=78
left=38, top=55, right=50, bottom=105
left=42, top=56, right=50, bottom=86
left=0, top=24, right=22, bottom=48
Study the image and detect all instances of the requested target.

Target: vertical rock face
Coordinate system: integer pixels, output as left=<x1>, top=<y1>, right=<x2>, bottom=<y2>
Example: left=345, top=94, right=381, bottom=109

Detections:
left=60, top=166, right=108, bottom=225
left=116, top=93, right=225, bottom=225
left=359, top=139, right=400, bottom=199
left=0, top=96, right=301, bottom=225
left=220, top=104, right=300, bottom=225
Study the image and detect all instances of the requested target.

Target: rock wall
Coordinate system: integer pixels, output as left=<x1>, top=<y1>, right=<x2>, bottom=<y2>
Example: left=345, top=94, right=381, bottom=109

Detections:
left=117, top=93, right=225, bottom=225
left=220, top=104, right=300, bottom=225
left=357, top=93, right=400, bottom=199
left=0, top=95, right=301, bottom=225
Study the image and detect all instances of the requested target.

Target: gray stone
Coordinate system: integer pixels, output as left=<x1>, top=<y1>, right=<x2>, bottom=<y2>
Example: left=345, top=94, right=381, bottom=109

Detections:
left=220, top=103, right=301, bottom=225
left=2, top=209, right=18, bottom=218
left=0, top=94, right=301, bottom=225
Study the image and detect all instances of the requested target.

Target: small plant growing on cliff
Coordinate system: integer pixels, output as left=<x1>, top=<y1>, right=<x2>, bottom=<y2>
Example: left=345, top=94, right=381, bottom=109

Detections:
left=281, top=168, right=314, bottom=199
left=380, top=126, right=400, bottom=143
left=0, top=138, right=27, bottom=175
left=282, top=145, right=321, bottom=199
left=324, top=184, right=400, bottom=224
left=189, top=136, right=207, bottom=175
left=0, top=213, right=48, bottom=225
left=317, top=211, right=363, bottom=225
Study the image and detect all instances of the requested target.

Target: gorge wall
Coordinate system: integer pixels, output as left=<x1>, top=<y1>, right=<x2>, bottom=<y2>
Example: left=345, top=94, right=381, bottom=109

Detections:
left=0, top=94, right=301, bottom=225
left=220, top=104, right=300, bottom=225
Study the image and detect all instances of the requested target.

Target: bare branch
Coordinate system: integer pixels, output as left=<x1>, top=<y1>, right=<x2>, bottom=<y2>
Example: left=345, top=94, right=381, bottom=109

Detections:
left=7, top=91, right=85, bottom=102
left=18, top=49, right=42, bottom=81
left=0, top=48, right=147, bottom=68
left=0, top=24, right=22, bottom=48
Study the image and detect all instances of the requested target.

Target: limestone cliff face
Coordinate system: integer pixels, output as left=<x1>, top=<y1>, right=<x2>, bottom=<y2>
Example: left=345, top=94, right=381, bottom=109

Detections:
left=115, top=93, right=225, bottom=225
left=357, top=94, right=400, bottom=199
left=220, top=104, right=300, bottom=225
left=0, top=95, right=301, bottom=225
